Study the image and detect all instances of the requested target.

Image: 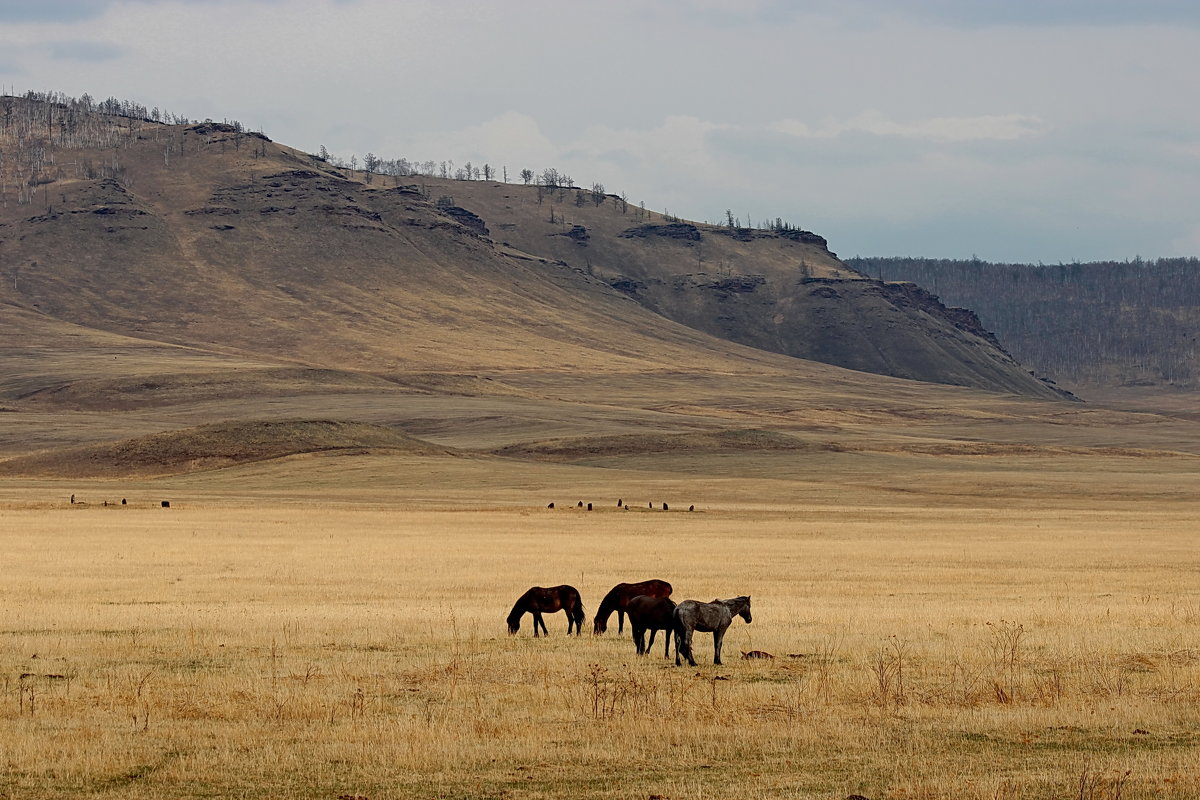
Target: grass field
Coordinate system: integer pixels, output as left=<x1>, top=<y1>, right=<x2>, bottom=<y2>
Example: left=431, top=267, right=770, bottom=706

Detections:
left=2, top=454, right=1198, bottom=800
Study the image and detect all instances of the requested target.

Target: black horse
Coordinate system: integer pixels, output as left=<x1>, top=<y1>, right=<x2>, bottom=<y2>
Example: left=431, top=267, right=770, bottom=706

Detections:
left=593, top=579, right=672, bottom=635
left=673, top=596, right=752, bottom=666
left=627, top=595, right=677, bottom=657
left=507, top=585, right=585, bottom=637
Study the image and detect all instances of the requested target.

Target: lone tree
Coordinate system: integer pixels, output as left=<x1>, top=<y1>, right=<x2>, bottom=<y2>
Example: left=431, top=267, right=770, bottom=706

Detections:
left=520, top=168, right=534, bottom=185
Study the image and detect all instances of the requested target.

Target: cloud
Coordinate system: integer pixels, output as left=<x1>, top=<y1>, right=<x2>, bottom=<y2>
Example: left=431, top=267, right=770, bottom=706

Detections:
left=44, top=40, right=123, bottom=61
left=0, top=0, right=110, bottom=23
left=770, top=112, right=1046, bottom=143
left=826, top=0, right=1200, bottom=28
left=392, top=111, right=558, bottom=172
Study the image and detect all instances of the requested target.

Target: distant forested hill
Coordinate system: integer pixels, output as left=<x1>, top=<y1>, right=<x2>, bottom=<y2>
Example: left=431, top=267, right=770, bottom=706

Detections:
left=846, top=257, right=1200, bottom=390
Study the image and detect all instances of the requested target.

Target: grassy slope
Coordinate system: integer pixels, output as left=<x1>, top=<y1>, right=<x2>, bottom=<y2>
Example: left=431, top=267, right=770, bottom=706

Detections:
left=0, top=110, right=1195, bottom=479
left=411, top=176, right=1069, bottom=398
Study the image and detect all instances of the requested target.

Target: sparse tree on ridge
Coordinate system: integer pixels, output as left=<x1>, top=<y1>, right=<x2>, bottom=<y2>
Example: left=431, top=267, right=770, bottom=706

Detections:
left=363, top=152, right=380, bottom=182
left=520, top=168, right=533, bottom=185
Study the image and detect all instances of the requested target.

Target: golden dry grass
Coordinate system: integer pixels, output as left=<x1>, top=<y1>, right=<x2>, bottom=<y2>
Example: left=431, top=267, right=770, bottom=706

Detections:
left=2, top=458, right=1199, bottom=800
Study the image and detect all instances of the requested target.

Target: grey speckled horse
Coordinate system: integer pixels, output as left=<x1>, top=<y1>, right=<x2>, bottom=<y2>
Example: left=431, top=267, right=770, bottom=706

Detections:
left=673, top=596, right=752, bottom=666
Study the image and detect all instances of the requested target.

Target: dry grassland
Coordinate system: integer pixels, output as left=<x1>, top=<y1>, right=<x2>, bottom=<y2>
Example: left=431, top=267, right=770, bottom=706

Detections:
left=2, top=474, right=1199, bottom=800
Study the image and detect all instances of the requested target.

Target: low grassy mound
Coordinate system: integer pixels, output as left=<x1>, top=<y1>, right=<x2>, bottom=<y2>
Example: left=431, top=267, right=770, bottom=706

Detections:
left=0, top=419, right=451, bottom=477
left=492, top=428, right=819, bottom=461
left=14, top=368, right=404, bottom=411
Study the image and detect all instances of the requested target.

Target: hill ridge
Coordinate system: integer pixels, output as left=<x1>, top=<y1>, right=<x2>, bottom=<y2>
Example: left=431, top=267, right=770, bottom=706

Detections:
left=1, top=90, right=1063, bottom=401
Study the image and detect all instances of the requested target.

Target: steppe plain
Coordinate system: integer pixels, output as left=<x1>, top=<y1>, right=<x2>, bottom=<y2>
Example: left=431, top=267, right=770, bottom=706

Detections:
left=3, top=365, right=1199, bottom=800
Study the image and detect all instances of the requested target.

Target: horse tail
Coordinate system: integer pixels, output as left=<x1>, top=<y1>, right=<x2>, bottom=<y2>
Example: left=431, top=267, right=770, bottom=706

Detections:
left=566, top=586, right=585, bottom=623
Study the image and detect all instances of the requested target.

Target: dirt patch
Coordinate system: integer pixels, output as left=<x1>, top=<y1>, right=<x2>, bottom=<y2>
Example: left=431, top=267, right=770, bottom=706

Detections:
left=492, top=429, right=822, bottom=461
left=0, top=419, right=452, bottom=477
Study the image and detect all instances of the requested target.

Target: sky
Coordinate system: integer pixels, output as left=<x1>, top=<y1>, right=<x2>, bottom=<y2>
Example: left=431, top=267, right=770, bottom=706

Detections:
left=1, top=0, right=1199, bottom=263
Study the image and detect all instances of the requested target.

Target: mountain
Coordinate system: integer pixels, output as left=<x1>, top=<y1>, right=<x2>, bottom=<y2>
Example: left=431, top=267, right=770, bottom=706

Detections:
left=850, top=256, right=1200, bottom=393
left=390, top=177, right=1069, bottom=399
left=0, top=92, right=1065, bottom=403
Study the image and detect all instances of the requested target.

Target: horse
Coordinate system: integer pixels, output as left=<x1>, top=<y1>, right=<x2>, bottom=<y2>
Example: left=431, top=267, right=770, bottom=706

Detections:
left=627, top=595, right=677, bottom=657
left=673, top=596, right=752, bottom=666
left=506, top=585, right=585, bottom=637
left=593, top=579, right=672, bottom=635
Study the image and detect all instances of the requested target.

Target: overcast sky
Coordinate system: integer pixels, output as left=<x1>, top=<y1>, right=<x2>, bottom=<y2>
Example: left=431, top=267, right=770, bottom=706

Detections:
left=2, top=0, right=1198, bottom=262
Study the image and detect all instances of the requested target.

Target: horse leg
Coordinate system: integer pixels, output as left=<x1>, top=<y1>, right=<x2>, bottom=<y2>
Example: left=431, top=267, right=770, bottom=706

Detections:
left=647, top=628, right=657, bottom=655
left=532, top=611, right=544, bottom=637
left=683, top=630, right=697, bottom=667
left=633, top=625, right=645, bottom=655
left=713, top=626, right=727, bottom=665
left=663, top=627, right=671, bottom=659
left=617, top=609, right=625, bottom=634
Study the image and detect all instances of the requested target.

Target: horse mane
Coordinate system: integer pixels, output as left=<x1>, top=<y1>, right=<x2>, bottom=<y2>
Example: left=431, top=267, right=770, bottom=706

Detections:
left=506, top=592, right=529, bottom=629
left=725, top=595, right=752, bottom=618
left=594, top=584, right=624, bottom=623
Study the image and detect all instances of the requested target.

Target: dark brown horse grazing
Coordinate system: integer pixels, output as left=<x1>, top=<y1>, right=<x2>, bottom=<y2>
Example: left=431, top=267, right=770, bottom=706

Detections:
left=627, top=595, right=677, bottom=657
left=507, top=585, right=585, bottom=637
left=593, top=579, right=672, bottom=635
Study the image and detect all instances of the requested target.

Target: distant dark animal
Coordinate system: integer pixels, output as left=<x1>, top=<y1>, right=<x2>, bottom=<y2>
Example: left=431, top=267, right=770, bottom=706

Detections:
left=663, top=502, right=669, bottom=511
left=628, top=595, right=677, bottom=657
left=121, top=498, right=127, bottom=505
left=577, top=500, right=583, bottom=508
left=689, top=504, right=695, bottom=512
left=587, top=502, right=592, bottom=511
left=617, top=498, right=623, bottom=506
left=547, top=502, right=555, bottom=509
left=70, top=494, right=75, bottom=504
left=673, top=596, right=752, bottom=666
left=161, top=500, right=170, bottom=508
left=507, top=585, right=585, bottom=637
left=593, top=579, right=672, bottom=635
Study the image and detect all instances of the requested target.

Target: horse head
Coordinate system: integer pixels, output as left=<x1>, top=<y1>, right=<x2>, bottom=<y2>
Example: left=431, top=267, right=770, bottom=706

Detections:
left=592, top=616, right=607, bottom=635
left=734, top=595, right=752, bottom=624
left=507, top=613, right=521, bottom=634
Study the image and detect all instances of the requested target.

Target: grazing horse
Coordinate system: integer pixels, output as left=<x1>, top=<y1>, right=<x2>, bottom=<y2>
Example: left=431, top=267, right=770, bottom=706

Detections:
left=673, top=596, right=752, bottom=666
left=507, top=585, right=585, bottom=637
left=593, top=579, right=672, bottom=635
left=627, top=595, right=677, bottom=658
